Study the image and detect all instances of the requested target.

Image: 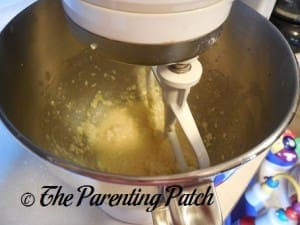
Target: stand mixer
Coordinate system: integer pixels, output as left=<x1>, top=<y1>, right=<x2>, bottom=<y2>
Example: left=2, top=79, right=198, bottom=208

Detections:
left=0, top=0, right=299, bottom=225
left=62, top=0, right=235, bottom=171
left=61, top=0, right=280, bottom=172
left=61, top=1, right=234, bottom=222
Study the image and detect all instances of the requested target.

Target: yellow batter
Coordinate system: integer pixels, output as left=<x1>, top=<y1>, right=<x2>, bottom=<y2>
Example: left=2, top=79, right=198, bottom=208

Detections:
left=45, top=67, right=198, bottom=176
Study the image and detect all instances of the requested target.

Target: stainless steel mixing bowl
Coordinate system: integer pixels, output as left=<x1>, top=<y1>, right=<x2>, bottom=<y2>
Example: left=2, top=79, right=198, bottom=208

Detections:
left=0, top=1, right=299, bottom=225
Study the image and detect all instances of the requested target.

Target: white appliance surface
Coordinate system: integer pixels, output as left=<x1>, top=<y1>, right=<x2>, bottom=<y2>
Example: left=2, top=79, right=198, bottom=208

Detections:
left=0, top=1, right=287, bottom=225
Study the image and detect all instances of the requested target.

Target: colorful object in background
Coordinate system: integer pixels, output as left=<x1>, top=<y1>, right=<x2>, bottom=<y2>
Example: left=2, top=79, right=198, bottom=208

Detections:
left=269, top=130, right=298, bottom=166
left=244, top=177, right=279, bottom=216
left=263, top=207, right=299, bottom=225
left=295, top=138, right=300, bottom=160
left=234, top=174, right=300, bottom=225
left=232, top=216, right=255, bottom=225
left=286, top=202, right=300, bottom=221
left=259, top=130, right=299, bottom=183
left=289, top=166, right=300, bottom=205
left=232, top=129, right=300, bottom=225
left=233, top=207, right=299, bottom=225
left=270, top=130, right=296, bottom=154
left=233, top=128, right=300, bottom=224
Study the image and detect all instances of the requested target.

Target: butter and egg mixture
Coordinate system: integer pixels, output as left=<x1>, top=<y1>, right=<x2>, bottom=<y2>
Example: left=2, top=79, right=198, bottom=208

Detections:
left=42, top=50, right=198, bottom=176
left=41, top=47, right=257, bottom=176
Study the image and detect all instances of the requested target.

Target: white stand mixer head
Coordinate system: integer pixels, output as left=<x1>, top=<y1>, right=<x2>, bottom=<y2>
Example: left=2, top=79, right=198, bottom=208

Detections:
left=62, top=0, right=233, bottom=45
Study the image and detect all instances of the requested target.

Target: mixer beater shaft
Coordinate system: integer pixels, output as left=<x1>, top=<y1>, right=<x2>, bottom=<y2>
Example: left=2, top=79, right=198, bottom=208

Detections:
left=152, top=58, right=210, bottom=170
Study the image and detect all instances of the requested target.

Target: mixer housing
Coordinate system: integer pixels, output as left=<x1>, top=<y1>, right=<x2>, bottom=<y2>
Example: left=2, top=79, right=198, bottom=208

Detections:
left=62, top=0, right=233, bottom=65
